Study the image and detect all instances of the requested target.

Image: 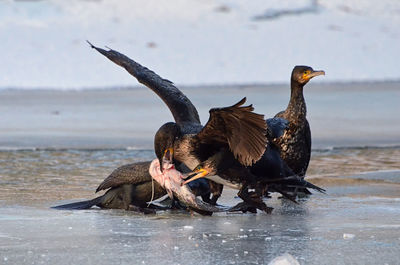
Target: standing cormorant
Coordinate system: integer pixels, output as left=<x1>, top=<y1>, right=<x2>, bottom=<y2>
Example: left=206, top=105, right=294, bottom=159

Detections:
left=272, top=66, right=325, bottom=177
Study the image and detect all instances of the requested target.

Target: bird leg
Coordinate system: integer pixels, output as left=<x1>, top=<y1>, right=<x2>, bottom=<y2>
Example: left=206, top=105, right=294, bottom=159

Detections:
left=231, top=184, right=273, bottom=214
left=208, top=181, right=224, bottom=205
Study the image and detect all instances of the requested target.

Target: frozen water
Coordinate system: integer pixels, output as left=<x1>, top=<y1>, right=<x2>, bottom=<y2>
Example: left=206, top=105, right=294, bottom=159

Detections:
left=268, top=253, right=300, bottom=265
left=343, top=233, right=355, bottom=240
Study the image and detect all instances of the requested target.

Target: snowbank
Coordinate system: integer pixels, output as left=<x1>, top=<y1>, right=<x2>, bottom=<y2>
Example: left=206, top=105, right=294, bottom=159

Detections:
left=1, top=0, right=399, bottom=89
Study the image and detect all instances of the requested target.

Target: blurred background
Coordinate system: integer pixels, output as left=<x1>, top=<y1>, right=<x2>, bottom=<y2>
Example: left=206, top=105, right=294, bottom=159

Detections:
left=1, top=0, right=399, bottom=88
left=0, top=0, right=399, bottom=149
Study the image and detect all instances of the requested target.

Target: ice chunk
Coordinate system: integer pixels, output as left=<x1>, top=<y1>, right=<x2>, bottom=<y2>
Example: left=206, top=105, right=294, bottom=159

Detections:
left=343, top=233, right=355, bottom=239
left=268, top=253, right=300, bottom=265
left=183, top=225, right=193, bottom=230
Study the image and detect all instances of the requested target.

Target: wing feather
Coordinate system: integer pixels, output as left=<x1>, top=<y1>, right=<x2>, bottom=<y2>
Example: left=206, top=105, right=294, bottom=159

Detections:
left=196, top=97, right=267, bottom=166
left=96, top=161, right=152, bottom=192
left=88, top=41, right=200, bottom=125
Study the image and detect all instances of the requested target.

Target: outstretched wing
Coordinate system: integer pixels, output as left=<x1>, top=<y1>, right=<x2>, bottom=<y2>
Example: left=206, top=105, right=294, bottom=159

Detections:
left=195, top=97, right=267, bottom=166
left=88, top=41, right=200, bottom=125
left=96, top=161, right=152, bottom=193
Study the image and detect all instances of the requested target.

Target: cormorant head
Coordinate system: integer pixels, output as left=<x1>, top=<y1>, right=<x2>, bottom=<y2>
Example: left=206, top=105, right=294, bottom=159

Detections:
left=291, top=65, right=325, bottom=86
left=154, top=122, right=181, bottom=172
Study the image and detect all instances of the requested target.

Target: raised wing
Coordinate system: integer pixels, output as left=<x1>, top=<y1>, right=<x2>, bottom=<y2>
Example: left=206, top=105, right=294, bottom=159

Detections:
left=96, top=161, right=152, bottom=192
left=195, top=97, right=267, bottom=166
left=88, top=41, right=200, bottom=125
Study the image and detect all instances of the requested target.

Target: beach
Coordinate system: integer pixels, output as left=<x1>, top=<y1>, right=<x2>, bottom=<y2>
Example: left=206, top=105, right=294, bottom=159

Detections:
left=1, top=83, right=400, bottom=264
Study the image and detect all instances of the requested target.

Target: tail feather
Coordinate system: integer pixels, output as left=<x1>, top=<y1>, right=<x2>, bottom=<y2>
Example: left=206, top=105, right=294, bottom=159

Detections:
left=291, top=177, right=326, bottom=193
left=52, top=196, right=103, bottom=210
left=269, top=176, right=326, bottom=194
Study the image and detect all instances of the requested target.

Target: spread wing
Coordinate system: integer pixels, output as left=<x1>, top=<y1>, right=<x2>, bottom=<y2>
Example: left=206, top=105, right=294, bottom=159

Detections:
left=195, top=97, right=267, bottom=166
left=96, top=161, right=153, bottom=193
left=88, top=41, right=200, bottom=125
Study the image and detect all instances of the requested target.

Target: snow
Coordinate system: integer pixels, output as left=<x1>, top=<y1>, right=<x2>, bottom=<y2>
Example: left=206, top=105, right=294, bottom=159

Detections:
left=1, top=0, right=400, bottom=89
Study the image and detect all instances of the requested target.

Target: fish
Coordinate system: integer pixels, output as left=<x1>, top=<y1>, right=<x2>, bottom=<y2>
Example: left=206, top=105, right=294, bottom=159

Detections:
left=149, top=159, right=229, bottom=215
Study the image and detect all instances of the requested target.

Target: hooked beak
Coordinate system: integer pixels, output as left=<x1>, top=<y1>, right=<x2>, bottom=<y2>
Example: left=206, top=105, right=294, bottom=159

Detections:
left=160, top=147, right=174, bottom=172
left=307, top=70, right=325, bottom=79
left=181, top=168, right=209, bottom=186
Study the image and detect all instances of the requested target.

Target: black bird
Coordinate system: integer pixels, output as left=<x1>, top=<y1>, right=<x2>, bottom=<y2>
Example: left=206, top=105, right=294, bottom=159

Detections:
left=53, top=161, right=215, bottom=211
left=87, top=42, right=229, bottom=205
left=183, top=125, right=326, bottom=211
left=88, top=44, right=325, bottom=210
left=53, top=162, right=165, bottom=212
left=271, top=66, right=325, bottom=177
left=154, top=97, right=270, bottom=212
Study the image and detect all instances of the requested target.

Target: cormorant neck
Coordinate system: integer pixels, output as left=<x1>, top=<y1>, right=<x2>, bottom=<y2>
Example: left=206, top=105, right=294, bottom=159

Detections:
left=286, top=80, right=307, bottom=121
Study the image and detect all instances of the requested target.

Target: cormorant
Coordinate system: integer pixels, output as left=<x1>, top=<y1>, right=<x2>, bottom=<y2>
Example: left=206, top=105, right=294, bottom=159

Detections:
left=88, top=41, right=229, bottom=205
left=154, top=97, right=270, bottom=212
left=53, top=162, right=165, bottom=212
left=183, top=126, right=326, bottom=211
left=272, top=66, right=325, bottom=176
left=53, top=161, right=214, bottom=212
left=88, top=44, right=325, bottom=211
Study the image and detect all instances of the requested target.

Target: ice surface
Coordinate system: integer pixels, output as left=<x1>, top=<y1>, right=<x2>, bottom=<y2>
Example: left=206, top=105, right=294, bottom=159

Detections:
left=343, top=233, right=355, bottom=240
left=1, top=0, right=400, bottom=89
left=1, top=84, right=400, bottom=150
left=268, top=253, right=300, bottom=265
left=0, top=146, right=400, bottom=264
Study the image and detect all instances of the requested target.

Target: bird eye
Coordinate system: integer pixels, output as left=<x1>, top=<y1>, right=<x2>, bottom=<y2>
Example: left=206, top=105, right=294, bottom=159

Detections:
left=195, top=165, right=201, bottom=171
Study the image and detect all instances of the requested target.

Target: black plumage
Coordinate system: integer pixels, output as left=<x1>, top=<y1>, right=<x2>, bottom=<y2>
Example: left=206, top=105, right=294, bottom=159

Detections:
left=53, top=162, right=165, bottom=211
left=89, top=45, right=325, bottom=212
left=154, top=98, right=267, bottom=176
left=272, top=65, right=325, bottom=177
left=88, top=41, right=224, bottom=205
left=155, top=97, right=269, bottom=212
left=53, top=162, right=215, bottom=211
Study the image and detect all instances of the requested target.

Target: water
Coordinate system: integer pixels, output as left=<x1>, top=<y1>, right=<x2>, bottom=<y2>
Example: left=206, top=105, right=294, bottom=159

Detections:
left=0, top=84, right=400, bottom=264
